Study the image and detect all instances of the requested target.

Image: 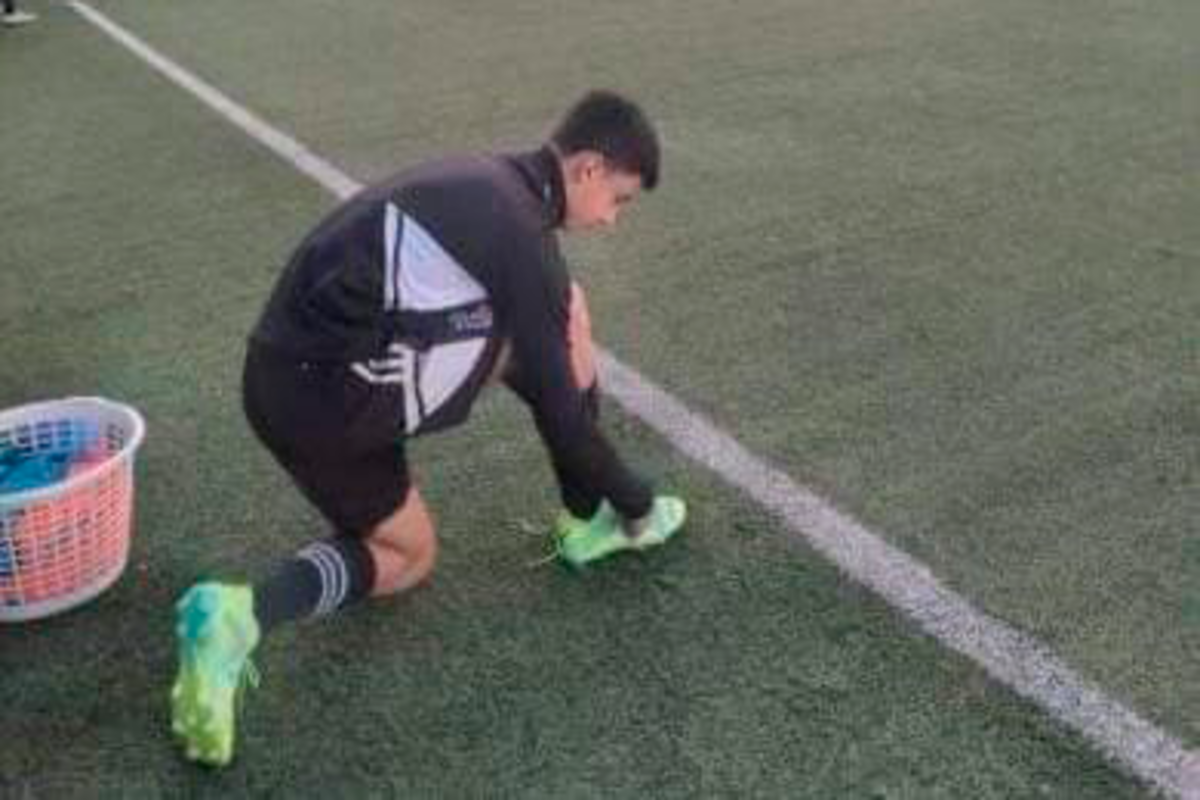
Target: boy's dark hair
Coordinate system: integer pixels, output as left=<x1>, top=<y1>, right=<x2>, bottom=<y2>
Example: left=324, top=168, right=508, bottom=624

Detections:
left=551, top=90, right=660, bottom=190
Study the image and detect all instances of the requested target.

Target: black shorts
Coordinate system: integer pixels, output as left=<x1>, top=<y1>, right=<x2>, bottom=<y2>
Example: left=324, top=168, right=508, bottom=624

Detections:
left=242, top=344, right=411, bottom=536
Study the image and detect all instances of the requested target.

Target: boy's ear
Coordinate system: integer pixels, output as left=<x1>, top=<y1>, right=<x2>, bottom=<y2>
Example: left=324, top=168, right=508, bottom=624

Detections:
left=565, top=150, right=606, bottom=183
left=584, top=152, right=608, bottom=178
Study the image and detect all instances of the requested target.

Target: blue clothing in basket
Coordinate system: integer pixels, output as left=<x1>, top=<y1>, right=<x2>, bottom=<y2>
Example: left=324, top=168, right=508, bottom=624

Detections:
left=0, top=447, right=74, bottom=494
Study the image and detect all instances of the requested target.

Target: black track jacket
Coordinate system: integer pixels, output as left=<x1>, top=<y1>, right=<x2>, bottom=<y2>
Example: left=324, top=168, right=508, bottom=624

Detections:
left=250, top=146, right=653, bottom=518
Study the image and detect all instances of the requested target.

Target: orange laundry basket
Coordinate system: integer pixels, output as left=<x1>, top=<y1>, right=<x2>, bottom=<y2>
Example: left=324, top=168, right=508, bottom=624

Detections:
left=0, top=397, right=145, bottom=622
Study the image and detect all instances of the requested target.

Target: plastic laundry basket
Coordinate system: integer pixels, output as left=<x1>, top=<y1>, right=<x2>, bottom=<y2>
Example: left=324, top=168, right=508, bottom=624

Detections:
left=0, top=397, right=145, bottom=622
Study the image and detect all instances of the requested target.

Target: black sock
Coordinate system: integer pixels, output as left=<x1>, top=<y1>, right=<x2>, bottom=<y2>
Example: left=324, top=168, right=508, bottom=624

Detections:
left=253, top=537, right=376, bottom=635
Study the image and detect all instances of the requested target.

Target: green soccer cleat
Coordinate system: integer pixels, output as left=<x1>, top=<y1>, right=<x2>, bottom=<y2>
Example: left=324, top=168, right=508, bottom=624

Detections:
left=553, top=500, right=618, bottom=540
left=170, top=582, right=261, bottom=767
left=557, top=495, right=687, bottom=568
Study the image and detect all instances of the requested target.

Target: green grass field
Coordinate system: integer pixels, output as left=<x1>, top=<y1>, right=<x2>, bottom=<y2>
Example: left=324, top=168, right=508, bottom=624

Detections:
left=1, top=0, right=1195, bottom=796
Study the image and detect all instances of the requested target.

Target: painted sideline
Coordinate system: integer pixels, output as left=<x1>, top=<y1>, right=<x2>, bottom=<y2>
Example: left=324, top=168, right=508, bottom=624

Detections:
left=69, top=3, right=1197, bottom=797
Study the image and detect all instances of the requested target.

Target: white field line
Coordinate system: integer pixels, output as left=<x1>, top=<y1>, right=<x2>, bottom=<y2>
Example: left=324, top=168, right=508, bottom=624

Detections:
left=68, top=2, right=1198, bottom=797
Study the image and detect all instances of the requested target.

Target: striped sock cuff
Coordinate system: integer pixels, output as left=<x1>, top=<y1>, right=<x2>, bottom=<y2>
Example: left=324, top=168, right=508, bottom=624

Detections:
left=296, top=537, right=374, bottom=616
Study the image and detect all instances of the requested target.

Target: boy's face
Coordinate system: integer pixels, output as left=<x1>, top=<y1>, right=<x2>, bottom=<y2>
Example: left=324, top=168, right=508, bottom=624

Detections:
left=562, top=154, right=643, bottom=231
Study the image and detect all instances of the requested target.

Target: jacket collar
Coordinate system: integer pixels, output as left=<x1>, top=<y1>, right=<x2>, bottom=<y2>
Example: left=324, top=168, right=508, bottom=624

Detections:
left=508, top=144, right=566, bottom=229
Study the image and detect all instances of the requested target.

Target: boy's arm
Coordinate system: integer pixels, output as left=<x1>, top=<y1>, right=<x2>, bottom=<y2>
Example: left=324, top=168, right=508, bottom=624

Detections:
left=500, top=240, right=653, bottom=520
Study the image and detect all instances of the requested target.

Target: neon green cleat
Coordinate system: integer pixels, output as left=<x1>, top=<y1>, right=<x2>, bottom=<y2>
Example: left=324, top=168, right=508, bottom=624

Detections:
left=170, top=582, right=261, bottom=767
left=553, top=500, right=618, bottom=540
left=557, top=495, right=687, bottom=568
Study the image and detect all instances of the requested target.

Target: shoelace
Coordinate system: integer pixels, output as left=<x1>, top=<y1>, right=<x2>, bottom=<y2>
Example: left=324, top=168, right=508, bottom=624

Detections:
left=234, top=659, right=260, bottom=717
left=530, top=526, right=568, bottom=569
left=516, top=517, right=573, bottom=568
